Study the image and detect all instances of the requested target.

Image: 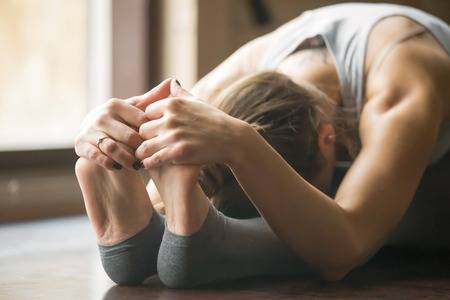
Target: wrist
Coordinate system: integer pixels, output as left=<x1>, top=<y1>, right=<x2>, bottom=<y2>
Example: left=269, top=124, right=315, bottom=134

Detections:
left=225, top=118, right=258, bottom=170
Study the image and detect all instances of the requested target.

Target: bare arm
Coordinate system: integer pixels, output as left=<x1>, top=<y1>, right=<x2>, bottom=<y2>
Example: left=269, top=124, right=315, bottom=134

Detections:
left=225, top=35, right=448, bottom=279
left=146, top=33, right=274, bottom=200
left=135, top=15, right=449, bottom=279
left=145, top=13, right=313, bottom=195
left=146, top=34, right=269, bottom=199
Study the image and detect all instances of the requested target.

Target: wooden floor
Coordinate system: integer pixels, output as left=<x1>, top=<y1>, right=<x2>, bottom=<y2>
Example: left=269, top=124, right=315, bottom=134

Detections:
left=1, top=216, right=450, bottom=300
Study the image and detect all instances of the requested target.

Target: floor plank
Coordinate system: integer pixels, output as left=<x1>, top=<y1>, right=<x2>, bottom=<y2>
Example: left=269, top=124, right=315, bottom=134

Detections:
left=1, top=216, right=449, bottom=300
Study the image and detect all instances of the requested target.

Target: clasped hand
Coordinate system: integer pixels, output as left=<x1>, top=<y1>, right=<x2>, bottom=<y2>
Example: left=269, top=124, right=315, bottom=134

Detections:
left=75, top=78, right=244, bottom=172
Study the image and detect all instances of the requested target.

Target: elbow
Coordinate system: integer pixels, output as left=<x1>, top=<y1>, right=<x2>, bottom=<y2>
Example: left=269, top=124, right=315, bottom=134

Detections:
left=320, top=266, right=353, bottom=282
left=317, top=242, right=368, bottom=282
left=318, top=260, right=359, bottom=282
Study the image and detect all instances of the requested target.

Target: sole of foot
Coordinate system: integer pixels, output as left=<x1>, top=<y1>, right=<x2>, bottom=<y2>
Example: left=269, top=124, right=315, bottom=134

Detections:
left=75, top=158, right=152, bottom=245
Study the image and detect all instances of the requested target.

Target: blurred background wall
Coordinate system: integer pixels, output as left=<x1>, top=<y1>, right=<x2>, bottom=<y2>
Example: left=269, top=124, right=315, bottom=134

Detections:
left=1, top=0, right=449, bottom=222
left=154, top=0, right=450, bottom=89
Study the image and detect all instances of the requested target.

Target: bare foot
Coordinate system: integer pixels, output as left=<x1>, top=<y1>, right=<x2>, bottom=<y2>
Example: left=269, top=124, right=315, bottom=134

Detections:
left=75, top=158, right=152, bottom=245
left=150, top=165, right=210, bottom=236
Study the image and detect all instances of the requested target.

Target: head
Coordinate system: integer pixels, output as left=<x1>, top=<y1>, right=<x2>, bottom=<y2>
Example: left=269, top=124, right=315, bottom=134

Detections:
left=199, top=71, right=357, bottom=219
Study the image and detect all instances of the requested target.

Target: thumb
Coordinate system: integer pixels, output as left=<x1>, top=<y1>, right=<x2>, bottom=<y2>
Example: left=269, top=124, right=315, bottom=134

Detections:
left=170, top=79, right=192, bottom=97
left=133, top=78, right=172, bottom=110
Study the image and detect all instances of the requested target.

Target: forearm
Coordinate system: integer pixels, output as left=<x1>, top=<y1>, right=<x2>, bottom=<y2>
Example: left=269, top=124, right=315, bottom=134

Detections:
left=228, top=123, right=362, bottom=278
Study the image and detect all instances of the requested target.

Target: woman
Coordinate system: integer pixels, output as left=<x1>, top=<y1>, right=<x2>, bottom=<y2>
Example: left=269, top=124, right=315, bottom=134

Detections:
left=75, top=3, right=450, bottom=287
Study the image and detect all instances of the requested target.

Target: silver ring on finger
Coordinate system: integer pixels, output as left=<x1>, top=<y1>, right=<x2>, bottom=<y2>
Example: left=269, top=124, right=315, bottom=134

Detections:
left=97, top=136, right=109, bottom=148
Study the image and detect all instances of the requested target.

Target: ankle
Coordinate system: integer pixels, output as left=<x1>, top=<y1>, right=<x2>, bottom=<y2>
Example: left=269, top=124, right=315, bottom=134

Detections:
left=165, top=187, right=210, bottom=236
left=98, top=209, right=152, bottom=246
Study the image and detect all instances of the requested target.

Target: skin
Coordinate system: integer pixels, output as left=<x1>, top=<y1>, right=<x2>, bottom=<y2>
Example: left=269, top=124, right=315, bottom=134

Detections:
left=75, top=79, right=175, bottom=171
left=75, top=80, right=210, bottom=246
left=75, top=15, right=450, bottom=281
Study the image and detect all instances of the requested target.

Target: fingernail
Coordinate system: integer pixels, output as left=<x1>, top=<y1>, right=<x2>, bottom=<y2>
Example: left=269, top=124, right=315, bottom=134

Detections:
left=113, top=162, right=122, bottom=170
left=133, top=160, right=144, bottom=170
left=171, top=78, right=182, bottom=95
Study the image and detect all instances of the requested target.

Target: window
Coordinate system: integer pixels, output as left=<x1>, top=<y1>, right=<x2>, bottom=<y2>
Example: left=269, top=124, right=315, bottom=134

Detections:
left=0, top=0, right=115, bottom=152
left=0, top=0, right=116, bottom=222
left=1, top=1, right=86, bottom=150
left=1, top=0, right=153, bottom=222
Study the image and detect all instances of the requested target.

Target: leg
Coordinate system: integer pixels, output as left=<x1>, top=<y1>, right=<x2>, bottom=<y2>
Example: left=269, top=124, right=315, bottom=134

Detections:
left=156, top=178, right=310, bottom=288
left=75, top=158, right=164, bottom=285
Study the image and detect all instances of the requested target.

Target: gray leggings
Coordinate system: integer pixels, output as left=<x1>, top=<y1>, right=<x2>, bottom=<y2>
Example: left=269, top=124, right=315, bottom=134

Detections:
left=99, top=205, right=310, bottom=288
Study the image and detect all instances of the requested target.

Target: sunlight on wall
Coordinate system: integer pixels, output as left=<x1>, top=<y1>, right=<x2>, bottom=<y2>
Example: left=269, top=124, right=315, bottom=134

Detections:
left=0, top=0, right=87, bottom=150
left=161, top=0, right=198, bottom=89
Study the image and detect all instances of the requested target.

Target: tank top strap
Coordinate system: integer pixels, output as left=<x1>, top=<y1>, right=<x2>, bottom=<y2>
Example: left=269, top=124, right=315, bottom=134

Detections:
left=368, top=27, right=427, bottom=76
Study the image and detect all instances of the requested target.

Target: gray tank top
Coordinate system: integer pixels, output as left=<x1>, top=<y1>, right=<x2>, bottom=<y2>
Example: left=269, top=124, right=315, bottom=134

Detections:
left=258, top=3, right=450, bottom=164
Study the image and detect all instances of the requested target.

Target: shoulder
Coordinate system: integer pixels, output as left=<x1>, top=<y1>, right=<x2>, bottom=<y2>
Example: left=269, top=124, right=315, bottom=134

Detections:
left=364, top=16, right=450, bottom=119
left=364, top=16, right=425, bottom=74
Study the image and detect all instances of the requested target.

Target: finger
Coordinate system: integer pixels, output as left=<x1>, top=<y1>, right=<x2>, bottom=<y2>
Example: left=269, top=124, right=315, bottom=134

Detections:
left=134, top=78, right=173, bottom=111
left=112, top=100, right=147, bottom=128
left=144, top=97, right=183, bottom=120
left=78, top=143, right=116, bottom=170
left=98, top=137, right=138, bottom=171
left=141, top=141, right=190, bottom=169
left=144, top=101, right=165, bottom=120
left=141, top=147, right=172, bottom=169
left=104, top=118, right=143, bottom=149
left=115, top=141, right=145, bottom=170
left=170, top=79, right=192, bottom=97
left=80, top=131, right=141, bottom=170
left=135, top=136, right=166, bottom=161
left=124, top=95, right=144, bottom=107
left=75, top=129, right=140, bottom=169
left=116, top=140, right=135, bottom=155
left=139, top=118, right=165, bottom=140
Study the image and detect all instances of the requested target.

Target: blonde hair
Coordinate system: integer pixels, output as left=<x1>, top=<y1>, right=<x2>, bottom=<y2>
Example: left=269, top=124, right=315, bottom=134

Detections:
left=199, top=71, right=358, bottom=218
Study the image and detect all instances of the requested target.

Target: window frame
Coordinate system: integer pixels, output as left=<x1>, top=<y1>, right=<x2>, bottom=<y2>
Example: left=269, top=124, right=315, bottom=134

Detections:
left=0, top=0, right=157, bottom=222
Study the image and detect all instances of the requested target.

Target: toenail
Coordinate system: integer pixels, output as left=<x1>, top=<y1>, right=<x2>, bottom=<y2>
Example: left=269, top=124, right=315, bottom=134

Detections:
left=133, top=160, right=144, bottom=170
left=113, top=162, right=122, bottom=170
